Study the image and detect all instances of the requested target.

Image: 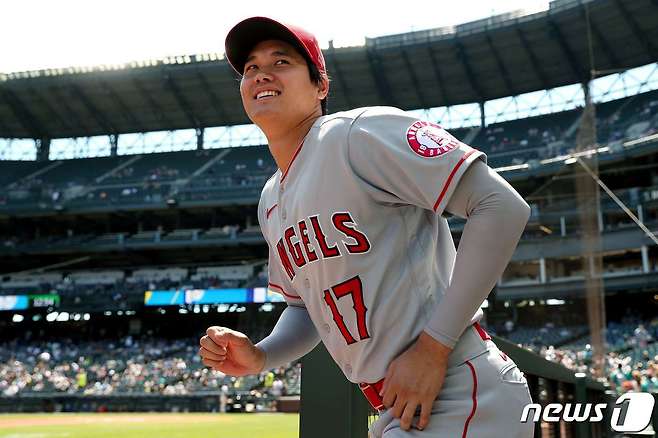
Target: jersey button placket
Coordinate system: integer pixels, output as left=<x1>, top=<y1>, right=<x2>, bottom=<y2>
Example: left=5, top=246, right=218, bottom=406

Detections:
left=279, top=183, right=287, bottom=221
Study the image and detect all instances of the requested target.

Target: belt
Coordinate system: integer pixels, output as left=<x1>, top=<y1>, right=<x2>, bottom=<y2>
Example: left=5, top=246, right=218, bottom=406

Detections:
left=358, top=322, right=491, bottom=412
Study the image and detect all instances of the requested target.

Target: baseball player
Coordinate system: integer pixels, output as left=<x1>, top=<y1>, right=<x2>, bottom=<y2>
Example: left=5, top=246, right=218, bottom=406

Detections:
left=199, top=16, right=534, bottom=437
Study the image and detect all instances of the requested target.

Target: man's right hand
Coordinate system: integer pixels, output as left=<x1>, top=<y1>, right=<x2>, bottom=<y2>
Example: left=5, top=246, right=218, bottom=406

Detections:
left=199, top=326, right=266, bottom=376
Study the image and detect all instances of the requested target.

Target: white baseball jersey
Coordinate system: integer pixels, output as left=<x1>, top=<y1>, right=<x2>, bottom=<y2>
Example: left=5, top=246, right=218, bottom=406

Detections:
left=257, top=106, right=486, bottom=384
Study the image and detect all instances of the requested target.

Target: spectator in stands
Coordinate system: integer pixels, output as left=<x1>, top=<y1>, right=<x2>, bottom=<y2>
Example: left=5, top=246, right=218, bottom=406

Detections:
left=634, top=324, right=652, bottom=349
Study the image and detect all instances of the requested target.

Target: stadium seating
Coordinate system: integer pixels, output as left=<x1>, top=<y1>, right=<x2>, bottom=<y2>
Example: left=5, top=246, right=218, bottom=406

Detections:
left=0, top=336, right=301, bottom=399
left=1, top=89, right=656, bottom=214
left=102, top=150, right=220, bottom=184
left=514, top=317, right=658, bottom=393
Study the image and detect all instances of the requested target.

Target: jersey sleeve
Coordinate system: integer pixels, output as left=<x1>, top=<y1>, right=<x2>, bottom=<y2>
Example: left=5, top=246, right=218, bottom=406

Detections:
left=266, top=243, right=305, bottom=307
left=347, top=107, right=486, bottom=215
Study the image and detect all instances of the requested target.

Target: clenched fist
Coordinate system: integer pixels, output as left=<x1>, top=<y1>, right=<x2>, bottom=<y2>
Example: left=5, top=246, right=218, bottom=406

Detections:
left=199, top=326, right=266, bottom=376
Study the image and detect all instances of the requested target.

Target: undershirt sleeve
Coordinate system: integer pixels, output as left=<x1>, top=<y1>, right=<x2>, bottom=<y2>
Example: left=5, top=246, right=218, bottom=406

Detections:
left=256, top=305, right=321, bottom=370
left=423, top=159, right=531, bottom=348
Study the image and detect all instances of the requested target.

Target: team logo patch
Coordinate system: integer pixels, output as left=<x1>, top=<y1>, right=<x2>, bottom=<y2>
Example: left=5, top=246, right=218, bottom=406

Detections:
left=406, top=121, right=460, bottom=158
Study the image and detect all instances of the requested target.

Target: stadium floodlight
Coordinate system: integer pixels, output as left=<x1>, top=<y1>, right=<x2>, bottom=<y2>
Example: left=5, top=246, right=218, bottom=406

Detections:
left=12, top=314, right=24, bottom=323
left=46, top=312, right=58, bottom=322
left=259, top=303, right=274, bottom=312
left=546, top=299, right=566, bottom=305
left=56, top=312, right=69, bottom=321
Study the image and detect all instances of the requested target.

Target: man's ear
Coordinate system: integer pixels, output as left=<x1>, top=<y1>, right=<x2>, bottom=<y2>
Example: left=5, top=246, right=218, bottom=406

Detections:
left=318, top=76, right=329, bottom=100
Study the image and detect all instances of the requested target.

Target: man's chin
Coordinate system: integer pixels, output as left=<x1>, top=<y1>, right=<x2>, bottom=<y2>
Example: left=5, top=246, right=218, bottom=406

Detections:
left=247, top=108, right=284, bottom=127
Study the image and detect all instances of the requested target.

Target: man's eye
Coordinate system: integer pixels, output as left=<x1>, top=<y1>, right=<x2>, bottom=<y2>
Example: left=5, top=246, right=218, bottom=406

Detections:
left=275, top=59, right=289, bottom=65
left=244, top=64, right=257, bottom=73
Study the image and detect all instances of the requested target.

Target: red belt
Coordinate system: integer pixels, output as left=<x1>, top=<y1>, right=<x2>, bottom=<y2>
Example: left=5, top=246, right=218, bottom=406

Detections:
left=358, top=322, right=491, bottom=412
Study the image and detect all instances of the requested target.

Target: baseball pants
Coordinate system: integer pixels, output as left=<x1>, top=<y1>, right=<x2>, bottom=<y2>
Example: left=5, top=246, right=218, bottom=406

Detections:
left=368, top=326, right=534, bottom=438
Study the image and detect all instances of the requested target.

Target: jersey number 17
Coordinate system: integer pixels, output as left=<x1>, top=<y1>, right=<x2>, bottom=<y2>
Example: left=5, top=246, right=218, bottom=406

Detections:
left=322, top=275, right=370, bottom=345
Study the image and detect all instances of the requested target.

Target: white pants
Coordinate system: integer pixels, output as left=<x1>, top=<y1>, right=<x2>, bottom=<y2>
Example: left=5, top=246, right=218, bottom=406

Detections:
left=369, top=328, right=534, bottom=438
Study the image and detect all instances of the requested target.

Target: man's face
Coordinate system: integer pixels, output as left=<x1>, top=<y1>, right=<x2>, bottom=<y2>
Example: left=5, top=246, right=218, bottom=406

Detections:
left=240, top=39, right=326, bottom=127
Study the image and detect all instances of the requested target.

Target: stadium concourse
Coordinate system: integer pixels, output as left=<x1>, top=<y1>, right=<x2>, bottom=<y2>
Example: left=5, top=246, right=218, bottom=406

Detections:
left=1, top=3, right=658, bottom=437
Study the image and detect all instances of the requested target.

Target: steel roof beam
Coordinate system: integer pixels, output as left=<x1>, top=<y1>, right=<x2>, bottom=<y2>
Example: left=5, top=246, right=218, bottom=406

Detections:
left=548, top=18, right=585, bottom=82
left=515, top=26, right=550, bottom=90
left=425, top=45, right=449, bottom=105
left=485, top=32, right=515, bottom=96
left=614, top=0, right=657, bottom=60
left=400, top=47, right=428, bottom=108
left=132, top=77, right=174, bottom=128
left=454, top=38, right=484, bottom=102
left=328, top=46, right=354, bottom=108
left=68, top=82, right=117, bottom=134
left=164, top=71, right=202, bottom=128
left=580, top=9, right=621, bottom=71
left=0, top=87, right=46, bottom=138
left=27, top=86, right=72, bottom=132
left=53, top=84, right=94, bottom=134
left=195, top=70, right=229, bottom=121
left=98, top=79, right=145, bottom=132
left=365, top=48, right=395, bottom=106
left=0, top=113, right=10, bottom=135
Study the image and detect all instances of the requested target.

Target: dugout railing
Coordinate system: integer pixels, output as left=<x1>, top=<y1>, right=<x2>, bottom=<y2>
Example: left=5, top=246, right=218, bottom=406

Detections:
left=300, top=335, right=641, bottom=438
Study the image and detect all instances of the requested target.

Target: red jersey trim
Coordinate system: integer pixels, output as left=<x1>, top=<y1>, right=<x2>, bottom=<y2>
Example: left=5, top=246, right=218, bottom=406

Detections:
left=266, top=204, right=278, bottom=219
left=268, top=282, right=302, bottom=300
left=462, top=360, right=478, bottom=438
left=280, top=140, right=305, bottom=182
left=433, top=149, right=478, bottom=212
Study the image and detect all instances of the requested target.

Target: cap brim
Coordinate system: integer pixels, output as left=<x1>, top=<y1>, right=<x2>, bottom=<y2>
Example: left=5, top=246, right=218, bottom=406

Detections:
left=225, top=17, right=306, bottom=75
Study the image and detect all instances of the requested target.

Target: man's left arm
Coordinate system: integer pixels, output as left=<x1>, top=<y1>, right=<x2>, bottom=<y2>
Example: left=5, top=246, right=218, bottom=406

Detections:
left=381, top=159, right=530, bottom=430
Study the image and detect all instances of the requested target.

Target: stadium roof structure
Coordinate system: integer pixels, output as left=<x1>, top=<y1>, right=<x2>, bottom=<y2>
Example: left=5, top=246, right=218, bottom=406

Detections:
left=0, top=0, right=657, bottom=139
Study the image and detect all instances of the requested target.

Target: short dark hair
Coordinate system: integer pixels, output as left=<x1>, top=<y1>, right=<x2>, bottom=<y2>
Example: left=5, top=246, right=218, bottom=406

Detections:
left=306, top=57, right=329, bottom=115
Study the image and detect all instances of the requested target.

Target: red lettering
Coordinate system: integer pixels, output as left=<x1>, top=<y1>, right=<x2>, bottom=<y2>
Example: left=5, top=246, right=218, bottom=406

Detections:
left=332, top=212, right=371, bottom=254
left=276, top=238, right=296, bottom=281
left=323, top=275, right=370, bottom=345
left=310, top=215, right=340, bottom=258
left=298, top=220, right=318, bottom=262
left=285, top=227, right=306, bottom=268
left=323, top=290, right=357, bottom=345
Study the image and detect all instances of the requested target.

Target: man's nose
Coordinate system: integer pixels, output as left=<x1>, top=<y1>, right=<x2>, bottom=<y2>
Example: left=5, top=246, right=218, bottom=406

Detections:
left=254, top=69, right=273, bottom=83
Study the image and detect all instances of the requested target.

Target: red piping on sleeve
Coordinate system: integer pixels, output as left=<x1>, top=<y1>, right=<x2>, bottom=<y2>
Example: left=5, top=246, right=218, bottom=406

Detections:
left=462, top=360, right=478, bottom=438
left=266, top=204, right=278, bottom=219
left=433, top=149, right=478, bottom=212
left=268, top=282, right=301, bottom=300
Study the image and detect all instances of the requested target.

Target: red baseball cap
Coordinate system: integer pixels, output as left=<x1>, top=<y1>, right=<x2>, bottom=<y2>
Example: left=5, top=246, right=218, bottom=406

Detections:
left=224, top=17, right=327, bottom=77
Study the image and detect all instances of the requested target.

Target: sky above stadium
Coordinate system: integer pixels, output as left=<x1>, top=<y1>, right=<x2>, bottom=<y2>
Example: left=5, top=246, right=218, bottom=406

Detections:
left=1, top=0, right=549, bottom=74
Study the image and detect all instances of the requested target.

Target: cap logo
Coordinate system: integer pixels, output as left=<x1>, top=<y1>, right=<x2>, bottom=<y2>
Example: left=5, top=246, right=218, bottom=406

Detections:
left=406, top=121, right=460, bottom=158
